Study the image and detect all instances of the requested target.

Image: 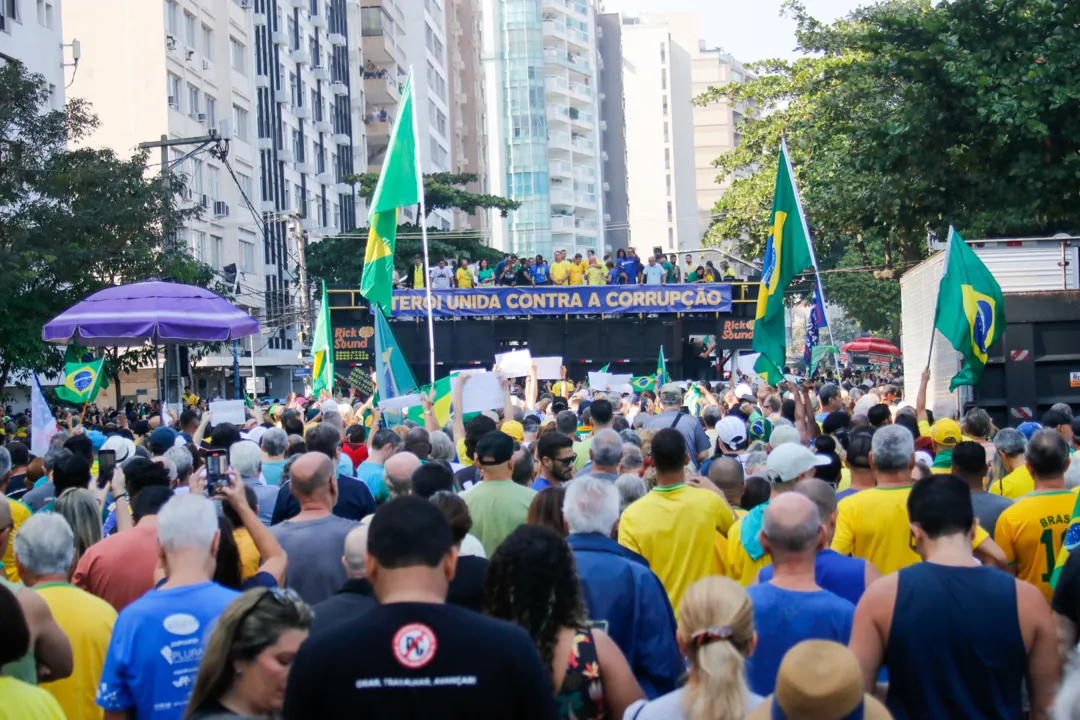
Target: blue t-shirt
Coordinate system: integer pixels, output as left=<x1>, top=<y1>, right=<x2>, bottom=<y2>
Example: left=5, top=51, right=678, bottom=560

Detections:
left=261, top=459, right=286, bottom=486
left=758, top=549, right=868, bottom=606
left=97, top=582, right=239, bottom=720
left=617, top=257, right=639, bottom=284
left=606, top=267, right=625, bottom=285
left=356, top=460, right=388, bottom=503
left=744, top=584, right=854, bottom=696
left=531, top=263, right=550, bottom=284
left=336, top=454, right=354, bottom=477
left=642, top=264, right=665, bottom=285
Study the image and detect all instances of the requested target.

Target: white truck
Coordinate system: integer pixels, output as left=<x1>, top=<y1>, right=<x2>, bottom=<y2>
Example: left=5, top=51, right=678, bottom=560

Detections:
left=900, top=235, right=1079, bottom=415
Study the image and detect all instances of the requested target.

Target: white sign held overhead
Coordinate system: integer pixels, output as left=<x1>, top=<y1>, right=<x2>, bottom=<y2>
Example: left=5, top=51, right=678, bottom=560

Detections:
left=532, top=356, right=563, bottom=380
left=377, top=394, right=424, bottom=412
left=458, top=371, right=505, bottom=414
left=588, top=373, right=633, bottom=394
left=209, top=400, right=246, bottom=426
left=494, top=349, right=533, bottom=378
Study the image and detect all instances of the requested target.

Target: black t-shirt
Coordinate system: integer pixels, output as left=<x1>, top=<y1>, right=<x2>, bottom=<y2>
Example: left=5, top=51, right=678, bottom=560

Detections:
left=284, top=602, right=557, bottom=720
left=1052, top=547, right=1080, bottom=624
left=271, top=474, right=375, bottom=524
left=447, top=555, right=487, bottom=614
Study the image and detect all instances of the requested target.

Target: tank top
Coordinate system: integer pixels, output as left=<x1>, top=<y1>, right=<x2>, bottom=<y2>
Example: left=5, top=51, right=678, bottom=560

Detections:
left=0, top=576, right=38, bottom=684
left=555, top=627, right=606, bottom=720
left=885, top=563, right=1025, bottom=719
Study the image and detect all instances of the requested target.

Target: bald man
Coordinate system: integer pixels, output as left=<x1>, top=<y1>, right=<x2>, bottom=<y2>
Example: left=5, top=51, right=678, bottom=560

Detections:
left=310, top=523, right=375, bottom=634
left=403, top=428, right=432, bottom=461
left=0, top=501, right=74, bottom=684
left=270, top=453, right=360, bottom=605
left=708, top=456, right=746, bottom=516
left=384, top=452, right=422, bottom=500
left=744, top=493, right=857, bottom=696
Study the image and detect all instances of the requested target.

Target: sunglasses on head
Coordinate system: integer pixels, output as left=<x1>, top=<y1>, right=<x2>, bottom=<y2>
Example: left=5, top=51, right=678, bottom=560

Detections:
left=235, top=587, right=304, bottom=629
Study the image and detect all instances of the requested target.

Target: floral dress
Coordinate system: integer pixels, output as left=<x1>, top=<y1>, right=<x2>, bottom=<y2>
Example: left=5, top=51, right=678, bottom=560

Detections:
left=554, top=627, right=607, bottom=720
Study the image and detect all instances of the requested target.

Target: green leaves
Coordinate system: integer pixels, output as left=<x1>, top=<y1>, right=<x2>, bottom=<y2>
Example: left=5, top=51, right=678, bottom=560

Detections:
left=346, top=172, right=522, bottom=217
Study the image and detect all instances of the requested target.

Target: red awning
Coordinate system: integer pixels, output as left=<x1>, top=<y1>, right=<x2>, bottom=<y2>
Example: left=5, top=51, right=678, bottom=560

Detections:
left=840, top=337, right=901, bottom=356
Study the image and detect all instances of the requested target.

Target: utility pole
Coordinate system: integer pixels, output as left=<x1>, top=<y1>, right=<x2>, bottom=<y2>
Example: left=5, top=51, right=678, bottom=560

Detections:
left=291, top=215, right=313, bottom=343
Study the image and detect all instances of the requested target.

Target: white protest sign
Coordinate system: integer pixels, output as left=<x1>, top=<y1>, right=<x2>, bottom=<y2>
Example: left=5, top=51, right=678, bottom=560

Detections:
left=377, top=394, right=424, bottom=412
left=458, top=371, right=505, bottom=414
left=494, top=349, right=532, bottom=378
left=209, top=400, right=246, bottom=426
left=533, top=356, right=563, bottom=380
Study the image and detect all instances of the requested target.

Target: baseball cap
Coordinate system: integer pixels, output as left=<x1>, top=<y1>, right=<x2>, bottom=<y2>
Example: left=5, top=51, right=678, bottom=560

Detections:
left=500, top=420, right=524, bottom=443
left=551, top=397, right=569, bottom=413
left=746, top=640, right=890, bottom=720
left=735, top=382, right=755, bottom=402
left=148, top=427, right=178, bottom=450
left=766, top=443, right=831, bottom=483
left=747, top=411, right=773, bottom=443
left=242, top=426, right=268, bottom=444
left=86, top=430, right=107, bottom=450
left=845, top=429, right=874, bottom=469
left=931, top=419, right=961, bottom=447
left=1016, top=421, right=1042, bottom=440
left=101, top=435, right=137, bottom=463
left=659, top=383, right=685, bottom=404
left=717, top=416, right=748, bottom=451
left=769, top=425, right=802, bottom=449
left=475, top=431, right=515, bottom=466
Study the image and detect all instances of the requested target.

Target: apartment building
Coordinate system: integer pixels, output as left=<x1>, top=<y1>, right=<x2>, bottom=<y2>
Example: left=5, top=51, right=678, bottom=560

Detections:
left=481, top=0, right=604, bottom=259
left=447, top=0, right=489, bottom=234
left=595, top=12, right=627, bottom=254
left=0, top=0, right=67, bottom=100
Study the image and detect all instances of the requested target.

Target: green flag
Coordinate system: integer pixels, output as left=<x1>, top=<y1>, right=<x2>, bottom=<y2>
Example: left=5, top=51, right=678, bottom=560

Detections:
left=933, top=227, right=1006, bottom=391
left=753, top=141, right=815, bottom=383
left=406, top=375, right=453, bottom=426
left=374, top=306, right=418, bottom=401
left=311, top=280, right=335, bottom=396
left=599, top=364, right=610, bottom=373
left=361, top=73, right=422, bottom=315
left=810, top=344, right=840, bottom=376
left=55, top=353, right=105, bottom=405
left=631, top=375, right=656, bottom=392
left=656, top=347, right=668, bottom=386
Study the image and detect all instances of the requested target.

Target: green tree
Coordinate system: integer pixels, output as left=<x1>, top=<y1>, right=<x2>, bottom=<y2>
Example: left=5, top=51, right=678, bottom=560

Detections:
left=348, top=172, right=521, bottom=217
left=0, top=62, right=225, bottom=402
left=696, top=0, right=1080, bottom=336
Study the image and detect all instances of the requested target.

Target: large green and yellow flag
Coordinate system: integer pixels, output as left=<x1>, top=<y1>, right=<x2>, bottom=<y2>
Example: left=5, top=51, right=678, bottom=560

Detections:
left=311, top=280, right=334, bottom=396
left=406, top=375, right=453, bottom=426
left=933, top=227, right=1006, bottom=391
left=361, top=73, right=422, bottom=315
left=55, top=350, right=105, bottom=405
left=752, top=142, right=815, bottom=383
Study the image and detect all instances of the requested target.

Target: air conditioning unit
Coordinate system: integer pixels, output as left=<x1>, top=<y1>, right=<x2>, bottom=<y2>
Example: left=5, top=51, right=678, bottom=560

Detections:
left=182, top=187, right=193, bottom=200
left=213, top=201, right=230, bottom=217
left=238, top=0, right=252, bottom=8
left=202, top=59, right=210, bottom=70
left=197, top=112, right=207, bottom=122
left=168, top=95, right=178, bottom=108
left=200, top=194, right=210, bottom=208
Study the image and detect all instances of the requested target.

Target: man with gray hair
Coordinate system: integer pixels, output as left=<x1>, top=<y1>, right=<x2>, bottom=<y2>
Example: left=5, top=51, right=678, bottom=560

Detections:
left=260, top=426, right=289, bottom=486
left=576, top=428, right=622, bottom=482
left=98, top=495, right=238, bottom=719
left=164, top=444, right=194, bottom=492
left=310, top=523, right=375, bottom=634
left=230, top=440, right=279, bottom=526
left=14, top=512, right=116, bottom=719
left=745, top=493, right=856, bottom=695
left=988, top=427, right=1032, bottom=499
left=617, top=443, right=644, bottom=477
left=563, top=477, right=683, bottom=698
left=643, top=383, right=711, bottom=467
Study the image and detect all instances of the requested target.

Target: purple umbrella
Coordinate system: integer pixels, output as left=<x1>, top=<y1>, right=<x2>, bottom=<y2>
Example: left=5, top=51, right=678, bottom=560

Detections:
left=43, top=280, right=260, bottom=345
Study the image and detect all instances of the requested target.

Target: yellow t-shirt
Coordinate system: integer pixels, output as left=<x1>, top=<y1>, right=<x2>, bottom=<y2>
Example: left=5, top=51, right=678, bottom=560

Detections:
left=455, top=267, right=474, bottom=288
left=550, top=260, right=573, bottom=285
left=584, top=265, right=607, bottom=286
left=569, top=262, right=585, bottom=285
left=618, top=484, right=734, bottom=610
left=988, top=465, right=1034, bottom=500
left=725, top=516, right=772, bottom=587
left=412, top=264, right=426, bottom=289
left=457, top=438, right=470, bottom=466
left=994, top=490, right=1076, bottom=603
left=832, top=485, right=990, bottom=576
left=837, top=468, right=851, bottom=493
left=181, top=392, right=198, bottom=407
left=4, top=499, right=31, bottom=583
left=34, top=583, right=116, bottom=720
left=234, top=528, right=261, bottom=581
left=0, top=676, right=66, bottom=720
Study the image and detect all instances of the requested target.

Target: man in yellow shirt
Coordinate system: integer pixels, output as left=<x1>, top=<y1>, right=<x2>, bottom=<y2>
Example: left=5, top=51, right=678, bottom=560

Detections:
left=726, top=443, right=830, bottom=586
left=550, top=249, right=573, bottom=286
left=832, top=425, right=1004, bottom=576
left=16, top=513, right=116, bottom=720
left=619, top=428, right=734, bottom=609
left=568, top=253, right=585, bottom=285
left=455, top=258, right=474, bottom=288
left=584, top=258, right=606, bottom=286
left=988, top=427, right=1034, bottom=498
left=181, top=388, right=198, bottom=408
left=994, top=429, right=1076, bottom=603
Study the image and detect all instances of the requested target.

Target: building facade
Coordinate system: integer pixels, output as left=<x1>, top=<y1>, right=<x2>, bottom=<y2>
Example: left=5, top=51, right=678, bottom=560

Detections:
left=0, top=0, right=67, bottom=100
left=447, top=0, right=489, bottom=234
left=482, top=0, right=604, bottom=259
left=596, top=12, right=627, bottom=254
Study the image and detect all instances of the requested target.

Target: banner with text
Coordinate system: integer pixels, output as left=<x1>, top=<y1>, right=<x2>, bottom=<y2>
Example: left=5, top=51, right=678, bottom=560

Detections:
left=390, top=284, right=733, bottom=318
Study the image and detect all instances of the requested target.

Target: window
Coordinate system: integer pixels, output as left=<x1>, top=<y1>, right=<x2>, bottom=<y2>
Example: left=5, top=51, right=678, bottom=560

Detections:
left=210, top=235, right=223, bottom=269
left=308, top=0, right=318, bottom=14
left=288, top=17, right=297, bottom=49
left=666, top=175, right=671, bottom=196
left=660, top=42, right=665, bottom=62
left=292, top=129, right=303, bottom=161
left=240, top=238, right=255, bottom=272
left=662, top=99, right=668, bottom=116
left=308, top=37, right=317, bottom=66
left=664, top=148, right=670, bottom=170
left=208, top=165, right=221, bottom=201
left=667, top=201, right=672, bottom=222
left=183, top=11, right=195, bottom=46
left=664, top=122, right=669, bottom=143
left=191, top=158, right=204, bottom=193
left=233, top=105, right=249, bottom=140
left=167, top=73, right=182, bottom=109
left=426, top=61, right=446, bottom=101
left=201, top=25, right=213, bottom=60
left=164, top=0, right=177, bottom=34
left=289, top=72, right=299, bottom=106
left=192, top=231, right=206, bottom=261
left=1, top=0, right=20, bottom=26
left=284, top=183, right=291, bottom=210
left=187, top=84, right=200, bottom=119
left=310, top=89, right=321, bottom=121
left=661, top=69, right=667, bottom=90
left=294, top=184, right=304, bottom=213
left=668, top=227, right=674, bottom=246
left=230, top=37, right=245, bottom=74
left=237, top=171, right=252, bottom=200
left=205, top=95, right=216, bottom=128
left=436, top=109, right=447, bottom=136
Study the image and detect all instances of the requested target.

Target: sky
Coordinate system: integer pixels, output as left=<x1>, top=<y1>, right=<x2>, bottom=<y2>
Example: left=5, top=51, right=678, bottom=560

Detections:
left=600, top=0, right=868, bottom=63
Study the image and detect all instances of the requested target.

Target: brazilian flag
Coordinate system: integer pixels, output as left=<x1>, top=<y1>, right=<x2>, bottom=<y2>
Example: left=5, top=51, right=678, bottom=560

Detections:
left=1053, top=493, right=1080, bottom=590
left=361, top=73, right=422, bottom=316
left=932, top=227, right=1006, bottom=390
left=631, top=375, right=656, bottom=392
left=752, top=141, right=815, bottom=383
left=406, top=375, right=453, bottom=426
left=56, top=352, right=105, bottom=405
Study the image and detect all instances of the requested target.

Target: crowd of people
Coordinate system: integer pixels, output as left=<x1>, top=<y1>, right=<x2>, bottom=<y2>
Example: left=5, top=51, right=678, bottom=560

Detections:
left=398, top=247, right=742, bottom=289
left=4, top=363, right=1080, bottom=719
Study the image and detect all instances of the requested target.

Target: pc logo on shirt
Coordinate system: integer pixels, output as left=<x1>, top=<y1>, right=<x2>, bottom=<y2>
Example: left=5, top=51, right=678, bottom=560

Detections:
left=393, top=623, right=438, bottom=669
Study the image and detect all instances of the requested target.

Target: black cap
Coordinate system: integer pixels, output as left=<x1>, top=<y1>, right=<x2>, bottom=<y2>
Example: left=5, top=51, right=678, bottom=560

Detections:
left=476, top=430, right=515, bottom=466
left=551, top=397, right=569, bottom=412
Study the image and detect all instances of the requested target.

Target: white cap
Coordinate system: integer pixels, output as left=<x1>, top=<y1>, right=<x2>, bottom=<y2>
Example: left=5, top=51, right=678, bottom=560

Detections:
left=735, top=383, right=755, bottom=401
left=101, top=435, right=137, bottom=463
left=766, top=443, right=831, bottom=483
left=717, top=416, right=748, bottom=451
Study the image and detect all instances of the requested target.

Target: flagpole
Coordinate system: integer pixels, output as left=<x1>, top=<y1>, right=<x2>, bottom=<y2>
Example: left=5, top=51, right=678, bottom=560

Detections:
left=926, top=227, right=954, bottom=370
left=409, top=67, right=436, bottom=386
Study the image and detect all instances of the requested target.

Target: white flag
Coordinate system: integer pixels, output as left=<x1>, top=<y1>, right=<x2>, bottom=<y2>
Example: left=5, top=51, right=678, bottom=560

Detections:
left=31, top=377, right=57, bottom=457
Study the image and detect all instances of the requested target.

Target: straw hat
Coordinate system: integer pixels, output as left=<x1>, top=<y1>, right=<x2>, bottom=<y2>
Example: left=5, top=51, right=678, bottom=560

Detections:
left=746, top=640, right=892, bottom=720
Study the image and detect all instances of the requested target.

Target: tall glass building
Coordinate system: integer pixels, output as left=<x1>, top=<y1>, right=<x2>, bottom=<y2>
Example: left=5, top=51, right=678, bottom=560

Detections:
left=482, top=0, right=605, bottom=259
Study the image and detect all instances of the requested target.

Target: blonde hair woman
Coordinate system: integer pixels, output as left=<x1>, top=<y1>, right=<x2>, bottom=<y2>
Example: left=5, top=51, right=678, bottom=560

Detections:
left=624, top=576, right=764, bottom=720
left=53, top=488, right=102, bottom=573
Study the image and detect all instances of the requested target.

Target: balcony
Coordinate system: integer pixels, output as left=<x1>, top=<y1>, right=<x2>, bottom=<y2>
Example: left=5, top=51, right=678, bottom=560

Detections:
left=328, top=32, right=347, bottom=46
left=333, top=132, right=351, bottom=145
left=550, top=215, right=574, bottom=233
left=312, top=65, right=330, bottom=81
left=575, top=192, right=597, bottom=208
left=255, top=74, right=270, bottom=89
left=548, top=159, right=572, bottom=178
left=277, top=147, right=295, bottom=163
left=571, top=136, right=594, bottom=154
left=362, top=31, right=404, bottom=66
left=253, top=11, right=267, bottom=27
left=568, top=82, right=592, bottom=101
left=291, top=105, right=311, bottom=119
left=549, top=185, right=573, bottom=206
left=364, top=71, right=400, bottom=104
left=542, top=20, right=566, bottom=40
left=574, top=217, right=598, bottom=230
left=566, top=27, right=589, bottom=48
left=364, top=111, right=395, bottom=147
left=274, top=89, right=290, bottom=104
left=310, top=13, right=327, bottom=29
left=545, top=76, right=569, bottom=96
left=295, top=161, right=314, bottom=174
left=314, top=119, right=333, bottom=133
left=272, top=30, right=289, bottom=46
left=331, top=81, right=349, bottom=96
left=548, top=131, right=571, bottom=151
left=317, top=171, right=335, bottom=185
left=291, top=49, right=310, bottom=65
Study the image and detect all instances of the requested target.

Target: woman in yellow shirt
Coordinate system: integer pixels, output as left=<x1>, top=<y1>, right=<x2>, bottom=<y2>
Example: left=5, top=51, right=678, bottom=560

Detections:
left=0, top=584, right=67, bottom=720
left=455, top=259, right=474, bottom=288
